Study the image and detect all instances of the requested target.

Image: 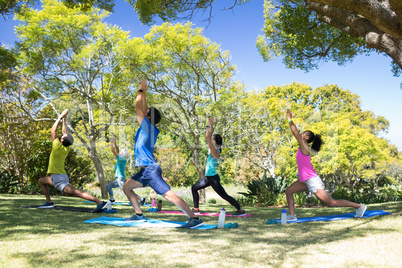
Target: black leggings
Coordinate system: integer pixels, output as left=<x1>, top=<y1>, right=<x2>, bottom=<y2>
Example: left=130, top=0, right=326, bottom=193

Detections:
left=191, top=174, right=241, bottom=210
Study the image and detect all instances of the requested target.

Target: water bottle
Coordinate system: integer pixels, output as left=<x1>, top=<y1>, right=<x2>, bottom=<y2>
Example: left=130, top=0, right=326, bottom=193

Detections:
left=106, top=200, right=112, bottom=211
left=157, top=200, right=162, bottom=211
left=281, top=209, right=287, bottom=225
left=151, top=198, right=156, bottom=207
left=218, top=208, right=226, bottom=228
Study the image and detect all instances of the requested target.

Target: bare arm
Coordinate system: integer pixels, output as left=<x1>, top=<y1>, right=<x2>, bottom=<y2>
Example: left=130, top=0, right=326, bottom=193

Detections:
left=287, top=109, right=309, bottom=155
left=135, top=79, right=149, bottom=125
left=110, top=136, right=118, bottom=158
left=205, top=116, right=219, bottom=159
left=51, top=109, right=68, bottom=141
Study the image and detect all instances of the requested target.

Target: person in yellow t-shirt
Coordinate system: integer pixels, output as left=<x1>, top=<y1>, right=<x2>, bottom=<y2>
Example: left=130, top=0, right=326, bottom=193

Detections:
left=38, top=109, right=107, bottom=212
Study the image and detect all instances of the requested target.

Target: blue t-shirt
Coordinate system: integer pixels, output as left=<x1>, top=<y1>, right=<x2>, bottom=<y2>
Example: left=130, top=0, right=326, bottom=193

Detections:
left=205, top=149, right=220, bottom=176
left=115, top=154, right=127, bottom=178
left=134, top=117, right=160, bottom=167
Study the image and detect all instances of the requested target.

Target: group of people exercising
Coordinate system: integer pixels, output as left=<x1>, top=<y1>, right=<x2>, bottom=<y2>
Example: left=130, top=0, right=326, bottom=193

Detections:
left=38, top=79, right=366, bottom=229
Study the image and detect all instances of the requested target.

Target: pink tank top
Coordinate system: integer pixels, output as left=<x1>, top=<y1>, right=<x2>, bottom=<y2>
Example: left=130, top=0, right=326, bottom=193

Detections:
left=296, top=148, right=318, bottom=182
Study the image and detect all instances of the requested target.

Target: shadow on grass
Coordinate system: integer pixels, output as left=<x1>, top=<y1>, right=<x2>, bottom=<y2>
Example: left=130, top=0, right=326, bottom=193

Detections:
left=1, top=194, right=400, bottom=267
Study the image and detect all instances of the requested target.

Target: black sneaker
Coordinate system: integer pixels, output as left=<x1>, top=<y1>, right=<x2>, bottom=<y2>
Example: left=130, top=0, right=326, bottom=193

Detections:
left=182, top=218, right=204, bottom=229
left=95, top=201, right=107, bottom=213
left=233, top=209, right=246, bottom=216
left=38, top=201, right=55, bottom=209
left=140, top=198, right=147, bottom=206
left=109, top=199, right=116, bottom=204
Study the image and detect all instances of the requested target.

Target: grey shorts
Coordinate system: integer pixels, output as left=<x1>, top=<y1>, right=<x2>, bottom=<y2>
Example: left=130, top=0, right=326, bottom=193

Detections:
left=51, top=174, right=70, bottom=191
left=302, top=176, right=325, bottom=193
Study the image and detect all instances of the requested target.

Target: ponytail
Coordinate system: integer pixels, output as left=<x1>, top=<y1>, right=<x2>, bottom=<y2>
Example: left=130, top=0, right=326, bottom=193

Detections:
left=304, top=131, right=323, bottom=152
left=311, top=134, right=322, bottom=152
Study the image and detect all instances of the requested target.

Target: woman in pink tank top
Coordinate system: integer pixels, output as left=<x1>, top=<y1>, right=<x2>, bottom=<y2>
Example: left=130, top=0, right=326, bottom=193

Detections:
left=284, top=109, right=366, bottom=222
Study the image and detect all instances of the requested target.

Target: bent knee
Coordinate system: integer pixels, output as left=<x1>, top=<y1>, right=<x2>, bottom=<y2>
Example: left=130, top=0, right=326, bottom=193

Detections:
left=285, top=188, right=294, bottom=195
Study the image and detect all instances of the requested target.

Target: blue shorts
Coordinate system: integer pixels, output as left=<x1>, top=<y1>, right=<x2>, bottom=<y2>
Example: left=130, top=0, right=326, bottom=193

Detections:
left=131, top=164, right=171, bottom=195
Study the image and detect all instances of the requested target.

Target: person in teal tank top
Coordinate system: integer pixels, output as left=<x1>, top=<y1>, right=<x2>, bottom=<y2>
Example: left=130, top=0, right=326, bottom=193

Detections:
left=191, top=116, right=246, bottom=216
left=106, top=137, right=145, bottom=205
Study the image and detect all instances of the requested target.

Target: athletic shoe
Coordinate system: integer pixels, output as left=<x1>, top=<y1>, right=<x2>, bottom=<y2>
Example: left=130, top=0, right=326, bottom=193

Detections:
left=192, top=208, right=201, bottom=213
left=287, top=215, right=297, bottom=222
left=38, top=201, right=55, bottom=209
left=233, top=209, right=246, bottom=216
left=355, top=204, right=367, bottom=218
left=182, top=218, right=204, bottom=229
left=140, top=198, right=147, bottom=206
left=125, top=214, right=146, bottom=222
left=94, top=201, right=107, bottom=213
left=109, top=199, right=116, bottom=204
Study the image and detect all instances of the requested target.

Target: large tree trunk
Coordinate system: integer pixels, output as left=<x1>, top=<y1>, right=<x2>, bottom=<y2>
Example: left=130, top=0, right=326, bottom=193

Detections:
left=88, top=139, right=108, bottom=199
left=192, top=148, right=206, bottom=203
left=305, top=0, right=402, bottom=69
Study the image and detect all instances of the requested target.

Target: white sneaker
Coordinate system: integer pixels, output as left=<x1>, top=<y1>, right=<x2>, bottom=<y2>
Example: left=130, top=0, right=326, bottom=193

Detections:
left=355, top=204, right=367, bottom=218
left=287, top=215, right=297, bottom=222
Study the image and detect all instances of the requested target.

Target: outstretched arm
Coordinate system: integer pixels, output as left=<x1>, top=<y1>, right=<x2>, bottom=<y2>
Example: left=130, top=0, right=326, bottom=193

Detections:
left=205, top=116, right=219, bottom=159
left=135, top=79, right=149, bottom=125
left=61, top=110, right=68, bottom=135
left=110, top=136, right=118, bottom=158
left=51, top=109, right=68, bottom=142
left=287, top=109, right=309, bottom=154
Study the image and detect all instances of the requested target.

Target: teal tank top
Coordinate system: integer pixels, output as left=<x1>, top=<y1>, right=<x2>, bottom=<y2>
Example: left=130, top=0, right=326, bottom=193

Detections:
left=205, top=150, right=220, bottom=176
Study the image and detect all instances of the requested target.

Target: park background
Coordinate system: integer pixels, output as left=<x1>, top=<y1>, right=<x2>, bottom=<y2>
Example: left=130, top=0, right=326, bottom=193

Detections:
left=1, top=0, right=401, bottom=206
left=1, top=1, right=402, bottom=267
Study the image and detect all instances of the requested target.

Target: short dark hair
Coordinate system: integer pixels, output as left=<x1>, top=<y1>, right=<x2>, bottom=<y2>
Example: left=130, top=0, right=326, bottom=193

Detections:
left=60, top=133, right=74, bottom=147
left=213, top=134, right=223, bottom=148
left=148, top=106, right=161, bottom=125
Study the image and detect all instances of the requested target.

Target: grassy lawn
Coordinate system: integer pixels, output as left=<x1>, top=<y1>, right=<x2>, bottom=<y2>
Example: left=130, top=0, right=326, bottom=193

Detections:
left=0, top=193, right=401, bottom=268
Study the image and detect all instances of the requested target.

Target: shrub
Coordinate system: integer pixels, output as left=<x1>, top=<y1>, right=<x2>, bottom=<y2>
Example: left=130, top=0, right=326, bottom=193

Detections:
left=0, top=170, right=19, bottom=193
left=239, top=173, right=292, bottom=206
left=330, top=183, right=402, bottom=204
left=208, top=198, right=217, bottom=204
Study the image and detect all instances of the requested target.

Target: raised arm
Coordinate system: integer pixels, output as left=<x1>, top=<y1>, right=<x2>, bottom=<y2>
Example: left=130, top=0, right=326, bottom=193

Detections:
left=135, top=79, right=149, bottom=125
left=109, top=136, right=118, bottom=158
left=51, top=109, right=68, bottom=142
left=287, top=109, right=309, bottom=155
left=205, top=116, right=219, bottom=159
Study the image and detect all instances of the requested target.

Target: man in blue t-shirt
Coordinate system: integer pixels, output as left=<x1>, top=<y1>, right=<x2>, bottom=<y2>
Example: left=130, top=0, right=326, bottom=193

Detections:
left=122, top=79, right=203, bottom=229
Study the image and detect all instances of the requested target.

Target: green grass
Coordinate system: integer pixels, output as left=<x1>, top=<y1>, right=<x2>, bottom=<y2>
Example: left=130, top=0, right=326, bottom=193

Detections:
left=0, top=193, right=401, bottom=267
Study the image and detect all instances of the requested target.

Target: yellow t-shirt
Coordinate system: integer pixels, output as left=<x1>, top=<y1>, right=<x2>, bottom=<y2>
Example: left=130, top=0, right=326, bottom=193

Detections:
left=47, top=139, right=70, bottom=174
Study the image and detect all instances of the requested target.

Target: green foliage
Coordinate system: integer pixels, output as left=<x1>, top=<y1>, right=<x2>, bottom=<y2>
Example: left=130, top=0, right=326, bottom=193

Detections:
left=208, top=198, right=217, bottom=204
left=331, top=183, right=402, bottom=204
left=239, top=173, right=291, bottom=206
left=0, top=170, right=19, bottom=193
left=127, top=0, right=250, bottom=24
left=257, top=0, right=399, bottom=73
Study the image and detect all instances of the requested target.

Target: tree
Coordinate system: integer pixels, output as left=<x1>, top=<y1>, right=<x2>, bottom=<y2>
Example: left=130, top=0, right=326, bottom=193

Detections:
left=14, top=0, right=137, bottom=198
left=0, top=0, right=114, bottom=18
left=125, top=0, right=250, bottom=24
left=263, top=83, right=399, bottom=188
left=257, top=0, right=402, bottom=76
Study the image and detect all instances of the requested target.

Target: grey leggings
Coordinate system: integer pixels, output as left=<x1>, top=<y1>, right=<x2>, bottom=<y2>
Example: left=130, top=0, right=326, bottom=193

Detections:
left=106, top=177, right=126, bottom=197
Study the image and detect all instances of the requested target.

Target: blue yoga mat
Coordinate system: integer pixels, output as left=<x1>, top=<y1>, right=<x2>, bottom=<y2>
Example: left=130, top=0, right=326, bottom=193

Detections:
left=82, top=201, right=151, bottom=207
left=84, top=216, right=217, bottom=229
left=271, top=210, right=391, bottom=224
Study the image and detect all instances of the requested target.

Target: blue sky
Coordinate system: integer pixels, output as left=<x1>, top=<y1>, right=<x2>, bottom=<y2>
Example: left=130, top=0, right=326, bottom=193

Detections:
left=1, top=0, right=401, bottom=150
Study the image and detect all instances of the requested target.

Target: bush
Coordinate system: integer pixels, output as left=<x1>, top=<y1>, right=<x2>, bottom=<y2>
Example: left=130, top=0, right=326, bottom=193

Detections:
left=0, top=170, right=19, bottom=193
left=330, top=183, right=402, bottom=204
left=239, top=173, right=292, bottom=206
